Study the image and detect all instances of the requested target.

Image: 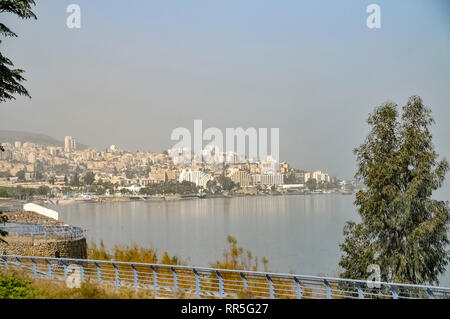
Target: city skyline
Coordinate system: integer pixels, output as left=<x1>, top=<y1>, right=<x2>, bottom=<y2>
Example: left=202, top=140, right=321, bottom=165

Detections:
left=1, top=0, right=449, bottom=180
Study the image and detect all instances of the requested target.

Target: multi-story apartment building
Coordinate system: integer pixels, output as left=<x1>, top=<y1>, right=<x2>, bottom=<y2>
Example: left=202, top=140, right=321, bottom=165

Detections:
left=64, top=136, right=76, bottom=153
left=148, top=168, right=177, bottom=184
left=304, top=170, right=331, bottom=183
left=178, top=169, right=213, bottom=188
left=251, top=173, right=284, bottom=186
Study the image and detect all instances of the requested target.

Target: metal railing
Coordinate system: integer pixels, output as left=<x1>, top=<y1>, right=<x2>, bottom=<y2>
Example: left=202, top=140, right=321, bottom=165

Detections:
left=1, top=255, right=449, bottom=299
left=0, top=205, right=24, bottom=213
left=0, top=223, right=84, bottom=244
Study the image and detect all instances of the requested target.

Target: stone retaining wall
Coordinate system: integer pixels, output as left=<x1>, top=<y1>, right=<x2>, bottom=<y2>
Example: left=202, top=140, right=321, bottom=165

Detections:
left=0, top=237, right=87, bottom=259
left=1, top=211, right=87, bottom=259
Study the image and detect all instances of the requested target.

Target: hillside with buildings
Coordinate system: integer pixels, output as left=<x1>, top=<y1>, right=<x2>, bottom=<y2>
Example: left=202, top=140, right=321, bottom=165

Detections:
left=0, top=134, right=355, bottom=200
left=0, top=131, right=88, bottom=150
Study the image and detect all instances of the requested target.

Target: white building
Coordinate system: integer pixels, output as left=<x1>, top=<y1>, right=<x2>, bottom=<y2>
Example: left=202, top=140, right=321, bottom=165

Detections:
left=178, top=169, right=213, bottom=188
left=64, top=136, right=76, bottom=153
left=304, top=170, right=331, bottom=183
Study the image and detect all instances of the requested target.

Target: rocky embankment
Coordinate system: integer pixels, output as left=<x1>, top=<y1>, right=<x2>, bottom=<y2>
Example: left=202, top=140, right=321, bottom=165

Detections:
left=1, top=211, right=87, bottom=259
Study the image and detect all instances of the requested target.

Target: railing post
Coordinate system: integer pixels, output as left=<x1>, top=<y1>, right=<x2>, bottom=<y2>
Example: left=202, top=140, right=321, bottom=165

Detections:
left=78, top=262, right=85, bottom=283
left=294, top=277, right=302, bottom=299
left=95, top=262, right=102, bottom=282
left=1, top=256, right=8, bottom=269
left=266, top=275, right=274, bottom=299
left=63, top=262, right=68, bottom=278
left=151, top=266, right=158, bottom=297
left=193, top=268, right=201, bottom=299
left=216, top=271, right=224, bottom=299
left=113, top=263, right=120, bottom=290
left=31, top=258, right=38, bottom=278
left=171, top=267, right=178, bottom=294
left=356, top=282, right=364, bottom=299
left=131, top=264, right=138, bottom=291
left=240, top=272, right=248, bottom=291
left=390, top=285, right=398, bottom=299
left=46, top=260, right=53, bottom=279
left=426, top=288, right=435, bottom=299
left=16, top=257, right=23, bottom=269
left=324, top=279, right=332, bottom=299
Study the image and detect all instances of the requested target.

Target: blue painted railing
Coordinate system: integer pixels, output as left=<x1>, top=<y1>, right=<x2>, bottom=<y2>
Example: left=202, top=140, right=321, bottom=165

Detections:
left=1, top=255, right=449, bottom=299
left=0, top=224, right=84, bottom=244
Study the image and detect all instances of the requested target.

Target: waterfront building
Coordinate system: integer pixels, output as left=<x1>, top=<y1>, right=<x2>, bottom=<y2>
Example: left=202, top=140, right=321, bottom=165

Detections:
left=251, top=173, right=284, bottom=186
left=148, top=168, right=177, bottom=184
left=304, top=171, right=330, bottom=183
left=178, top=169, right=213, bottom=188
left=230, top=170, right=252, bottom=187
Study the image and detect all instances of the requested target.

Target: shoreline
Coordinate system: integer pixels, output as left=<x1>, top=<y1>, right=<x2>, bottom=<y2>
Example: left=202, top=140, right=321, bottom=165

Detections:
left=50, top=191, right=354, bottom=206
left=1, top=190, right=356, bottom=209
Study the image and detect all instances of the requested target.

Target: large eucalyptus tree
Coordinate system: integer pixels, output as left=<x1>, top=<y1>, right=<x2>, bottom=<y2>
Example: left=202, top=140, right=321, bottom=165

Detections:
left=339, top=96, right=450, bottom=285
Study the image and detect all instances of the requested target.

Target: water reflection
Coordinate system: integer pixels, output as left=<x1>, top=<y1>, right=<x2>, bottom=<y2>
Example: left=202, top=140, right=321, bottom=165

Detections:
left=57, top=194, right=450, bottom=285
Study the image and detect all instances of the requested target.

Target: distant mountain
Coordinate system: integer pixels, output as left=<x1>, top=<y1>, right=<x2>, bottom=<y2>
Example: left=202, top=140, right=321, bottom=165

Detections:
left=0, top=130, right=88, bottom=150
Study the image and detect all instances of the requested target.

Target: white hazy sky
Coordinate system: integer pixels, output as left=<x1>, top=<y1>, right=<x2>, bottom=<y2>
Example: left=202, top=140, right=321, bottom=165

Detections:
left=1, top=0, right=449, bottom=180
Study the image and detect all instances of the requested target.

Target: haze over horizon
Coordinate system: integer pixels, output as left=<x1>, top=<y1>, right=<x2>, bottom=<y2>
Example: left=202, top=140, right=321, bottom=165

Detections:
left=1, top=0, right=449, bottom=180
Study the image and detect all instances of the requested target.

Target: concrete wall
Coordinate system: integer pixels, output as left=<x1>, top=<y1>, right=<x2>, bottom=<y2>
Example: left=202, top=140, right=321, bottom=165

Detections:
left=0, top=237, right=87, bottom=259
left=23, top=203, right=59, bottom=220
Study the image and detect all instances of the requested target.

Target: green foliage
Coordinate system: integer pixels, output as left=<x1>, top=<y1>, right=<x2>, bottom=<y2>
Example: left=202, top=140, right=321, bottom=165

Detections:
left=83, top=171, right=95, bottom=185
left=0, top=171, right=10, bottom=178
left=0, top=209, right=7, bottom=241
left=0, top=272, right=38, bottom=299
left=217, top=175, right=236, bottom=191
left=36, top=185, right=50, bottom=196
left=339, top=96, right=450, bottom=285
left=0, top=0, right=36, bottom=103
left=139, top=181, right=198, bottom=195
left=0, top=185, right=48, bottom=198
left=0, top=270, right=154, bottom=299
left=70, top=173, right=80, bottom=187
left=306, top=178, right=317, bottom=191
left=284, top=173, right=299, bottom=184
left=15, top=169, right=25, bottom=181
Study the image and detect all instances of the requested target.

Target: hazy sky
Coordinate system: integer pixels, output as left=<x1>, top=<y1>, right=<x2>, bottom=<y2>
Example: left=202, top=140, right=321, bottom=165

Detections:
left=1, top=0, right=449, bottom=179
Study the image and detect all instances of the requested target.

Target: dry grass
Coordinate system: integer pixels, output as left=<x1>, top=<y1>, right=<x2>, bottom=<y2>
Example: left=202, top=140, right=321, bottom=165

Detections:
left=88, top=241, right=184, bottom=265
left=0, top=268, right=154, bottom=299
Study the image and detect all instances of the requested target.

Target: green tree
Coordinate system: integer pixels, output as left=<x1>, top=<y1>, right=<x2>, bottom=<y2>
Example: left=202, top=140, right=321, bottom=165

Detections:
left=0, top=0, right=37, bottom=103
left=206, top=179, right=217, bottom=193
left=15, top=169, right=25, bottom=181
left=84, top=171, right=95, bottom=185
left=306, top=178, right=317, bottom=191
left=217, top=175, right=236, bottom=191
left=36, top=185, right=50, bottom=196
left=339, top=96, right=450, bottom=284
left=70, top=173, right=80, bottom=187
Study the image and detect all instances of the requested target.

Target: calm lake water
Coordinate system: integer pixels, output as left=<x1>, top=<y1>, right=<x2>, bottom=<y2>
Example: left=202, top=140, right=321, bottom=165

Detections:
left=57, top=191, right=450, bottom=286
